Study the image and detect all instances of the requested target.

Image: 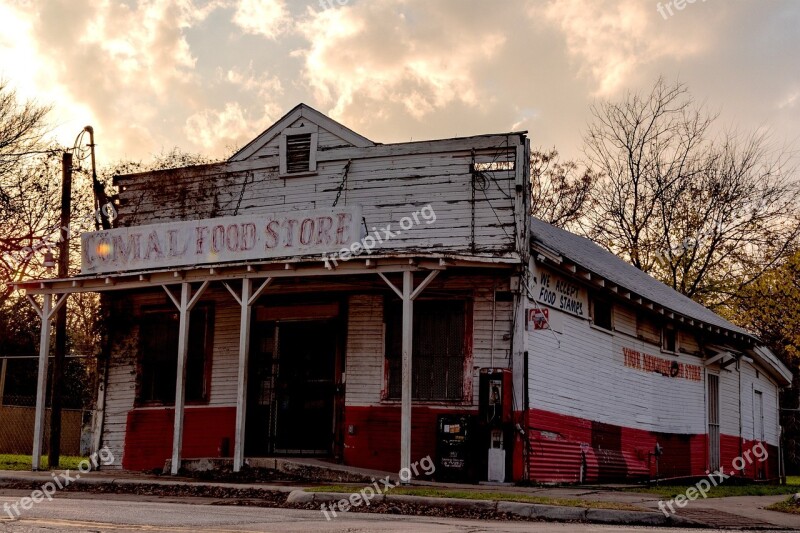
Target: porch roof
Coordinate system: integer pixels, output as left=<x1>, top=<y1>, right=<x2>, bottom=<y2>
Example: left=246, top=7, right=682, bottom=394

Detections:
left=11, top=252, right=518, bottom=295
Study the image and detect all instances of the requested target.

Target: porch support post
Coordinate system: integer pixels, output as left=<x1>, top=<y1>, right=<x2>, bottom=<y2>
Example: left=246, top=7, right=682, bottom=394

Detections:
left=225, top=277, right=273, bottom=472
left=233, top=278, right=252, bottom=472
left=32, top=294, right=53, bottom=471
left=27, top=293, right=66, bottom=471
left=165, top=281, right=209, bottom=475
left=379, top=269, right=439, bottom=484
left=400, top=270, right=413, bottom=481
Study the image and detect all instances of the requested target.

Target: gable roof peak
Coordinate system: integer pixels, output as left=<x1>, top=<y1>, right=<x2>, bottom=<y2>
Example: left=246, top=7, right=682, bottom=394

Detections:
left=229, top=103, right=374, bottom=161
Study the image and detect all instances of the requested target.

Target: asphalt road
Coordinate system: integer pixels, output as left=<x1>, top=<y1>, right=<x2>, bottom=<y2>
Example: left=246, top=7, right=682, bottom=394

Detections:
left=0, top=494, right=727, bottom=533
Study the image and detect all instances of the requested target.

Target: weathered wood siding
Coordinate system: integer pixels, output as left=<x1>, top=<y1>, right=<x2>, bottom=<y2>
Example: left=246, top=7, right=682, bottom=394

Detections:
left=101, top=273, right=514, bottom=467
left=115, top=132, right=523, bottom=258
left=528, top=299, right=780, bottom=447
left=344, top=274, right=513, bottom=407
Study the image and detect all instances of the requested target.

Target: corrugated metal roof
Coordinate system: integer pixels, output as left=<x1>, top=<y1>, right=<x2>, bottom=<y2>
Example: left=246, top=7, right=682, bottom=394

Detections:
left=529, top=217, right=750, bottom=336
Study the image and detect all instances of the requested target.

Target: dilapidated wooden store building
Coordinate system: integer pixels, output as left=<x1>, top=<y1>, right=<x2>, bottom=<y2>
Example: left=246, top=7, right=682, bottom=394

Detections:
left=17, top=104, right=791, bottom=482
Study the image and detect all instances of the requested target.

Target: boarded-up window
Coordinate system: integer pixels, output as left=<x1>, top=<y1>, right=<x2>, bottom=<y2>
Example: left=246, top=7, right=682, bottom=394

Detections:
left=385, top=300, right=466, bottom=401
left=591, top=297, right=613, bottom=331
left=137, top=306, right=213, bottom=405
left=285, top=134, right=312, bottom=173
left=637, top=315, right=661, bottom=344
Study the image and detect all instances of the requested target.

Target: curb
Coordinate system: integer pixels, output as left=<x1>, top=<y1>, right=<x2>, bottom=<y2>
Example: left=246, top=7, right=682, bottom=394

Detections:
left=290, top=490, right=703, bottom=527
left=0, top=472, right=298, bottom=493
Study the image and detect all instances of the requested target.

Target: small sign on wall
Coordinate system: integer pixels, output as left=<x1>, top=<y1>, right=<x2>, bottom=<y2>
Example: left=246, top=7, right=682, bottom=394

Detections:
left=527, top=307, right=563, bottom=333
left=528, top=308, right=549, bottom=329
left=530, top=263, right=588, bottom=319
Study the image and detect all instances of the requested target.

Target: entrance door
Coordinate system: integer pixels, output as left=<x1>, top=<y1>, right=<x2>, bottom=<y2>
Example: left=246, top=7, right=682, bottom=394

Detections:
left=274, top=320, right=337, bottom=454
left=707, top=374, right=720, bottom=471
left=245, top=318, right=339, bottom=456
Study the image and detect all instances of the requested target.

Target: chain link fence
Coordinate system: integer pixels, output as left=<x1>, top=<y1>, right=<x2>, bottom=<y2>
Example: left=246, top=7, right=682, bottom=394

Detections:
left=0, top=356, right=94, bottom=458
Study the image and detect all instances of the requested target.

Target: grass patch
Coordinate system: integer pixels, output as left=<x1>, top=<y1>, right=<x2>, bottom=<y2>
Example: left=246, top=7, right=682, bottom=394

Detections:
left=310, top=485, right=642, bottom=511
left=625, top=479, right=800, bottom=499
left=0, top=454, right=87, bottom=471
left=766, top=495, right=800, bottom=515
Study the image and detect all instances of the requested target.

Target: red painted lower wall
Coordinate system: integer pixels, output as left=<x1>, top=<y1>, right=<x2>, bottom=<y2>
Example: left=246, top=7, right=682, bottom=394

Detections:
left=119, top=404, right=779, bottom=483
left=343, top=405, right=529, bottom=483
left=123, top=406, right=236, bottom=471
left=526, top=409, right=779, bottom=482
left=343, top=405, right=479, bottom=473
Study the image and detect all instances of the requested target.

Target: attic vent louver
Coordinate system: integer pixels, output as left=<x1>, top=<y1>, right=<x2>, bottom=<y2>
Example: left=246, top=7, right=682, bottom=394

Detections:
left=286, top=133, right=312, bottom=173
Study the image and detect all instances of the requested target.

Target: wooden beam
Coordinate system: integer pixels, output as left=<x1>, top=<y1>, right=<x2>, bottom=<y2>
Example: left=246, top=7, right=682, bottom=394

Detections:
left=170, top=283, right=191, bottom=475
left=248, top=278, right=273, bottom=306
left=162, top=285, right=180, bottom=309
left=411, top=270, right=440, bottom=300
left=233, top=279, right=252, bottom=473
left=222, top=281, right=242, bottom=306
left=400, top=270, right=413, bottom=484
left=26, top=294, right=43, bottom=319
left=378, top=272, right=403, bottom=299
left=31, top=294, right=52, bottom=471
left=187, top=281, right=210, bottom=311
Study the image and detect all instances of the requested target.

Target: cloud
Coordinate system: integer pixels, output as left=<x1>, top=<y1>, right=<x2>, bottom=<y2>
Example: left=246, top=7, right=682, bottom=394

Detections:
left=536, top=0, right=708, bottom=96
left=295, top=1, right=506, bottom=125
left=185, top=102, right=250, bottom=151
left=231, top=0, right=291, bottom=39
left=186, top=66, right=284, bottom=152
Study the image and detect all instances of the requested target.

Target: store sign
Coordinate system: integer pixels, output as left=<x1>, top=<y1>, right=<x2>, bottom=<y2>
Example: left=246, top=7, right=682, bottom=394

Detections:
left=622, top=347, right=702, bottom=381
left=530, top=263, right=588, bottom=318
left=81, top=206, right=362, bottom=274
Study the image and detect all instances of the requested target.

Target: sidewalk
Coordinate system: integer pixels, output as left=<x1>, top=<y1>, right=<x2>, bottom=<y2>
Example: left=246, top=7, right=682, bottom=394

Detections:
left=1, top=468, right=797, bottom=529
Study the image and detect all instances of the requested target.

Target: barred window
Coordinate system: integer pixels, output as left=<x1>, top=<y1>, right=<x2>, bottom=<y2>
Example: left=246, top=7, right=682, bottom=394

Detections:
left=385, top=300, right=467, bottom=401
left=137, top=306, right=213, bottom=405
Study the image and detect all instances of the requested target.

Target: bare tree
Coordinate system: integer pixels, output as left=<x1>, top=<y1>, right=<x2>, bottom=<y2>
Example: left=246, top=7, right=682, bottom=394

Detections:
left=530, top=149, right=598, bottom=229
left=0, top=80, right=52, bottom=175
left=584, top=77, right=800, bottom=308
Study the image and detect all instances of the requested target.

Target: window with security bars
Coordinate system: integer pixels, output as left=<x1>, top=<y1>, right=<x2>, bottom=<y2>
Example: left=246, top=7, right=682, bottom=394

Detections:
left=285, top=134, right=312, bottom=173
left=137, top=306, right=213, bottom=405
left=385, top=300, right=467, bottom=401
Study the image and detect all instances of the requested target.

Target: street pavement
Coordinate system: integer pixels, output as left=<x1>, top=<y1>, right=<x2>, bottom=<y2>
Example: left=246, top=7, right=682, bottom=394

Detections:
left=0, top=494, right=734, bottom=533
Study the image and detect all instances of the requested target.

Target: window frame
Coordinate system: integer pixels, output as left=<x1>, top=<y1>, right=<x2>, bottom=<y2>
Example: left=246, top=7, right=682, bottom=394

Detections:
left=382, top=297, right=473, bottom=404
left=134, top=304, right=215, bottom=407
left=661, top=324, right=678, bottom=354
left=590, top=296, right=614, bottom=332
left=279, top=125, right=318, bottom=176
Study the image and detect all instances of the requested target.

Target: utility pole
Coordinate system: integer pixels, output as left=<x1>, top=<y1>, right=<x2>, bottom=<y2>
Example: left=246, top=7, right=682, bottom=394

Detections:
left=48, top=151, right=72, bottom=468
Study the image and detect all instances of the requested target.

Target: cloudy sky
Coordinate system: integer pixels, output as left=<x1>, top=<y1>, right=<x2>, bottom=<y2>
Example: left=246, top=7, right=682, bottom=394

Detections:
left=1, top=0, right=798, bottom=166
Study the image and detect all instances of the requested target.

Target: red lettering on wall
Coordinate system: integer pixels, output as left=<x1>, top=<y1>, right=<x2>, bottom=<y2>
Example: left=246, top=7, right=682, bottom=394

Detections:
left=336, top=213, right=352, bottom=245
left=316, top=216, right=334, bottom=245
left=264, top=220, right=279, bottom=249
left=195, top=226, right=209, bottom=255
left=299, top=218, right=315, bottom=246
left=623, top=347, right=701, bottom=381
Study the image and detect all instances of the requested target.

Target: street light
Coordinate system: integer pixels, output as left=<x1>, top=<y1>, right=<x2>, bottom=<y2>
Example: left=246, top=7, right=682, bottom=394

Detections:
left=48, top=126, right=108, bottom=469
